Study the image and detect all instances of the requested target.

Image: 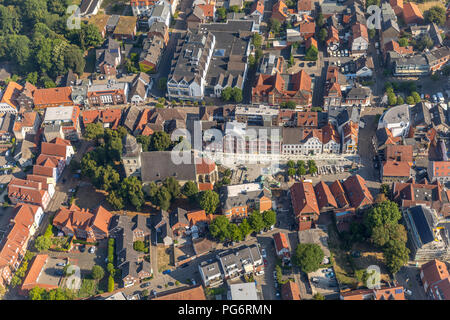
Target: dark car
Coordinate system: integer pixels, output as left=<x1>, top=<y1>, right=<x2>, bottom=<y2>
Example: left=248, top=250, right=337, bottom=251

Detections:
left=162, top=269, right=172, bottom=275
left=181, top=263, right=189, bottom=268
left=79, top=245, right=86, bottom=252
left=300, top=63, right=304, bottom=67
left=140, top=282, right=151, bottom=288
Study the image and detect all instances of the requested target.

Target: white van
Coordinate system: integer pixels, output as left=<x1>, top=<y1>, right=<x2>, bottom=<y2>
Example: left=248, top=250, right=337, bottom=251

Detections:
left=437, top=92, right=445, bottom=102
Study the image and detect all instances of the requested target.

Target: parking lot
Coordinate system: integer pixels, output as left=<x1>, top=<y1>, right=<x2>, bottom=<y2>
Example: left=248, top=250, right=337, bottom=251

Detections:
left=38, top=256, right=67, bottom=288
left=309, top=267, right=339, bottom=297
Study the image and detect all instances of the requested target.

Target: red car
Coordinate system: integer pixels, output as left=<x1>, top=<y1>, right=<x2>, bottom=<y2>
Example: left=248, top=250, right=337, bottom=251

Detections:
left=264, top=259, right=268, bottom=266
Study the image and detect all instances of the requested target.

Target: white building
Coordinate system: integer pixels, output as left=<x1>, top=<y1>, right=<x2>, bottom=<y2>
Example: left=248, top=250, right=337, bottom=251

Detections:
left=227, top=282, right=258, bottom=300
left=377, top=104, right=410, bottom=138
left=148, top=4, right=171, bottom=28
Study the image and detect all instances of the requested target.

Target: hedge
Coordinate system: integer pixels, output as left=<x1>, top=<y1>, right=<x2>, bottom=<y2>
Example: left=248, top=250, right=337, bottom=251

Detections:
left=73, top=239, right=98, bottom=246
left=108, top=275, right=115, bottom=292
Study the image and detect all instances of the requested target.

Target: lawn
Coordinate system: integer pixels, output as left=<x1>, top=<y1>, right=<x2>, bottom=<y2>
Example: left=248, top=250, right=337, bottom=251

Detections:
left=157, top=246, right=173, bottom=272
left=413, top=0, right=445, bottom=12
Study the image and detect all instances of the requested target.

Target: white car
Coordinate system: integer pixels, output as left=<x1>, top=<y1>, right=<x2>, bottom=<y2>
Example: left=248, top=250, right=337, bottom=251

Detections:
left=88, top=247, right=96, bottom=254
left=261, top=248, right=267, bottom=258
left=344, top=49, right=349, bottom=56
left=405, top=289, right=412, bottom=296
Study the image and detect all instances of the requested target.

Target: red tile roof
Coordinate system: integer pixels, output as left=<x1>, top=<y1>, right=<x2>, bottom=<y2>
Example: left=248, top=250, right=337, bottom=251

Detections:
left=297, top=0, right=311, bottom=12
left=273, top=232, right=289, bottom=253
left=314, top=181, right=338, bottom=210
left=421, top=259, right=449, bottom=295
left=382, top=161, right=411, bottom=178
left=385, top=145, right=413, bottom=162
left=342, top=175, right=373, bottom=209
left=0, top=81, right=23, bottom=110
left=281, top=281, right=301, bottom=300
left=352, top=22, right=368, bottom=41
left=198, top=4, right=215, bottom=17
left=186, top=210, right=208, bottom=226
left=21, top=254, right=58, bottom=292
left=251, top=0, right=264, bottom=15
left=290, top=181, right=319, bottom=217
left=322, top=122, right=340, bottom=145
left=403, top=2, right=424, bottom=24
left=13, top=112, right=38, bottom=132
left=330, top=180, right=350, bottom=208
left=33, top=87, right=72, bottom=106
left=195, top=158, right=216, bottom=174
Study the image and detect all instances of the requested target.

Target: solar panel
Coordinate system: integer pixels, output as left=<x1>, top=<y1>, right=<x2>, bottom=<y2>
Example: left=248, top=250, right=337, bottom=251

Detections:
left=395, top=289, right=403, bottom=294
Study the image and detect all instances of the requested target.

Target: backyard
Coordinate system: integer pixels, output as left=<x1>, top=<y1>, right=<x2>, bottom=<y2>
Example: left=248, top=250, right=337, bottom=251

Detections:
left=157, top=246, right=174, bottom=272
left=327, top=225, right=391, bottom=288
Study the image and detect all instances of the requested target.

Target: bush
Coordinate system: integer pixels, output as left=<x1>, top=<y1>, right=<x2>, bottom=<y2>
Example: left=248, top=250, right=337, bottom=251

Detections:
left=108, top=275, right=115, bottom=292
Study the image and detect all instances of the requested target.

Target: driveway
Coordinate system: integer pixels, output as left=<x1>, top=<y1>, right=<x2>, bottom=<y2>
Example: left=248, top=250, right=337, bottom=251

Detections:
left=395, top=266, right=427, bottom=300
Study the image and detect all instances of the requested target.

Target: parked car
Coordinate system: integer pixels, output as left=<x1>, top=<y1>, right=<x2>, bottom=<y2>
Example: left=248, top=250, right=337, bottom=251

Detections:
left=56, top=262, right=66, bottom=267
left=261, top=248, right=267, bottom=258
left=162, top=269, right=172, bottom=275
left=432, top=95, right=438, bottom=102
left=191, top=279, right=197, bottom=285
left=264, top=259, right=268, bottom=266
left=405, top=289, right=412, bottom=296
left=181, top=263, right=189, bottom=268
left=140, top=282, right=151, bottom=288
left=273, top=271, right=277, bottom=280
left=88, top=247, right=96, bottom=254
left=79, top=245, right=85, bottom=252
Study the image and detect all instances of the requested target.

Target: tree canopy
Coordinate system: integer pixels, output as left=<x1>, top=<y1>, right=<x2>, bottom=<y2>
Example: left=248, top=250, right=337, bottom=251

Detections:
left=293, top=243, right=324, bottom=273
left=199, top=190, right=219, bottom=214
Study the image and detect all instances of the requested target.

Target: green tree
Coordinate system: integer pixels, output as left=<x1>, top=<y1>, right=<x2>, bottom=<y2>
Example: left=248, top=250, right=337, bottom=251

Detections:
left=316, top=13, right=324, bottom=27
left=398, top=37, right=409, bottom=47
left=133, top=240, right=146, bottom=252
left=29, top=286, right=46, bottom=300
left=313, top=292, right=325, bottom=300
left=288, top=167, right=296, bottom=176
left=154, top=186, right=172, bottom=211
left=388, top=92, right=397, bottom=106
left=293, top=243, right=324, bottom=273
left=221, top=87, right=233, bottom=101
left=91, top=265, right=105, bottom=280
left=424, top=6, right=446, bottom=26
left=252, top=33, right=263, bottom=48
left=34, top=235, right=51, bottom=252
left=262, top=210, right=276, bottom=229
left=199, top=190, right=219, bottom=214
left=107, top=190, right=124, bottom=210
left=182, top=181, right=198, bottom=199
left=232, top=87, right=243, bottom=103
left=269, top=19, right=281, bottom=34
left=416, top=34, right=433, bottom=51
left=287, top=160, right=295, bottom=168
left=365, top=201, right=402, bottom=230
left=209, top=215, right=230, bottom=241
left=84, top=123, right=104, bottom=141
left=371, top=223, right=407, bottom=247
left=305, top=45, right=318, bottom=61
left=227, top=223, right=243, bottom=241
left=318, top=28, right=327, bottom=42
left=164, top=177, right=180, bottom=198
left=308, top=160, right=317, bottom=175
left=136, top=135, right=151, bottom=152
left=411, top=91, right=421, bottom=103
left=151, top=131, right=171, bottom=151
left=384, top=240, right=410, bottom=274
left=297, top=164, right=306, bottom=176
left=239, top=218, right=252, bottom=239
left=217, top=7, right=227, bottom=21
left=25, top=71, right=38, bottom=85
left=248, top=211, right=265, bottom=233
left=397, top=96, right=404, bottom=105
left=368, top=28, right=376, bottom=39
left=406, top=96, right=415, bottom=105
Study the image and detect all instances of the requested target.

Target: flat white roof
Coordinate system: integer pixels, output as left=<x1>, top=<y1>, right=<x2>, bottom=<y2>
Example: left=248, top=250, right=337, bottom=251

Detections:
left=229, top=282, right=258, bottom=300
left=226, top=183, right=262, bottom=198
left=44, top=106, right=74, bottom=122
